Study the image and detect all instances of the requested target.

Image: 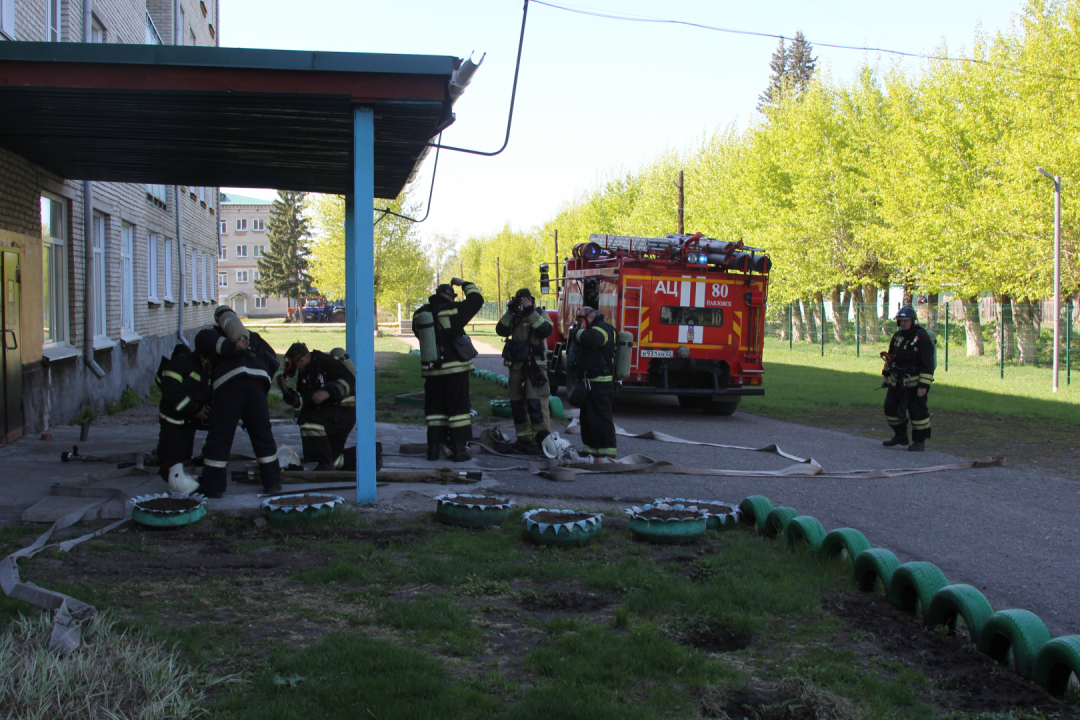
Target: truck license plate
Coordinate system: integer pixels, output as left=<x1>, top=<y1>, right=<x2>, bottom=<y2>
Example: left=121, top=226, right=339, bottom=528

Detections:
left=639, top=349, right=673, bottom=358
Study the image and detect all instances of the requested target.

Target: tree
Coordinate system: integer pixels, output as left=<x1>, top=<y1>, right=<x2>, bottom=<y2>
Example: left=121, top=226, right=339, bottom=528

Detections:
left=788, top=31, right=817, bottom=94
left=256, top=190, right=313, bottom=320
left=758, top=32, right=817, bottom=111
left=757, top=37, right=789, bottom=111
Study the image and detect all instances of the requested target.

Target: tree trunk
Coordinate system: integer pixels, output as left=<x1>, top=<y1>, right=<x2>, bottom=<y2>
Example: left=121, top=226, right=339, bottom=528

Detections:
left=863, top=285, right=879, bottom=343
left=813, top=291, right=825, bottom=343
left=964, top=296, right=984, bottom=357
left=805, top=299, right=819, bottom=344
left=881, top=283, right=891, bottom=339
left=830, top=286, right=850, bottom=343
left=852, top=286, right=865, bottom=344
left=902, top=285, right=914, bottom=307
left=296, top=295, right=305, bottom=324
left=1013, top=298, right=1037, bottom=365
left=926, top=293, right=939, bottom=333
left=997, top=294, right=1015, bottom=360
left=791, top=302, right=806, bottom=343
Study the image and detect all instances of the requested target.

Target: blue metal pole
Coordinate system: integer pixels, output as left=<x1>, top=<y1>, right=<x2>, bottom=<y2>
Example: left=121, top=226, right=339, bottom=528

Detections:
left=349, top=106, right=377, bottom=506
left=855, top=303, right=860, bottom=358
left=944, top=301, right=949, bottom=372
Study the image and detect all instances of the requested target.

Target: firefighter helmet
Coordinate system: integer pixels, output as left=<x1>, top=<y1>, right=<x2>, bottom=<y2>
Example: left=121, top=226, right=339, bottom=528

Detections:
left=895, top=306, right=917, bottom=322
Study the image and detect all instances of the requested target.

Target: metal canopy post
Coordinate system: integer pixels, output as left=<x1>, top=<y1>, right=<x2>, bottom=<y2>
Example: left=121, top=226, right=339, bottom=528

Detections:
left=348, top=106, right=377, bottom=506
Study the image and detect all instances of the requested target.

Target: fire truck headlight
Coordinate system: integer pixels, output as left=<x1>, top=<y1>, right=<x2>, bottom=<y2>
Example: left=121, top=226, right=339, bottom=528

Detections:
left=677, top=346, right=691, bottom=359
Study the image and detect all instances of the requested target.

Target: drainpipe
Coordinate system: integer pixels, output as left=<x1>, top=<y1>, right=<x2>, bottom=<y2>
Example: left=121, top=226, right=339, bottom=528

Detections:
left=174, top=0, right=181, bottom=44
left=82, top=0, right=105, bottom=380
left=175, top=185, right=191, bottom=347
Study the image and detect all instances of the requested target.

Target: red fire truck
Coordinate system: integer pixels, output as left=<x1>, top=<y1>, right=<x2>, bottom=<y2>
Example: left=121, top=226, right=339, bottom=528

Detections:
left=541, top=233, right=771, bottom=415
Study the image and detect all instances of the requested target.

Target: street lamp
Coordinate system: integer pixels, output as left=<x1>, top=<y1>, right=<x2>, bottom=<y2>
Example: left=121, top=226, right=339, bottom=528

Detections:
left=1037, top=166, right=1062, bottom=393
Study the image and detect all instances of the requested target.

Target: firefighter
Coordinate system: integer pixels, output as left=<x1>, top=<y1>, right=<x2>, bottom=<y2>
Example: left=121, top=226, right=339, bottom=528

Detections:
left=278, top=343, right=356, bottom=470
left=195, top=323, right=282, bottom=496
left=412, top=278, right=485, bottom=461
left=881, top=305, right=936, bottom=452
left=495, top=288, right=553, bottom=453
left=568, top=306, right=618, bottom=458
left=156, top=342, right=213, bottom=493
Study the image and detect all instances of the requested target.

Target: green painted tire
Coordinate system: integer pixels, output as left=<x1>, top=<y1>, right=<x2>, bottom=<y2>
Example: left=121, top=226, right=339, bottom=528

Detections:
left=1033, top=635, right=1080, bottom=697
left=887, top=561, right=948, bottom=616
left=131, top=503, right=207, bottom=528
left=761, top=506, right=799, bottom=539
left=436, top=499, right=512, bottom=528
left=547, top=396, right=565, bottom=419
left=490, top=399, right=512, bottom=418
left=784, top=515, right=826, bottom=552
left=627, top=516, right=707, bottom=544
left=925, top=584, right=994, bottom=645
left=819, top=528, right=871, bottom=563
left=977, top=609, right=1052, bottom=680
left=739, top=495, right=773, bottom=532
left=522, top=510, right=603, bottom=547
left=853, top=548, right=900, bottom=593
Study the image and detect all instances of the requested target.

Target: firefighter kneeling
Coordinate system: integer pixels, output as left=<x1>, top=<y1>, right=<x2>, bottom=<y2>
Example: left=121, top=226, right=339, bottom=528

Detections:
left=568, top=306, right=618, bottom=458
left=495, top=288, right=553, bottom=454
left=881, top=305, right=935, bottom=452
left=278, top=343, right=356, bottom=470
left=156, top=342, right=213, bottom=495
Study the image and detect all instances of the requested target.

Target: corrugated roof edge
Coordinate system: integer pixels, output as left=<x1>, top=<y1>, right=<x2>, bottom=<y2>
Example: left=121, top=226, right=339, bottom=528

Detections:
left=0, top=42, right=456, bottom=77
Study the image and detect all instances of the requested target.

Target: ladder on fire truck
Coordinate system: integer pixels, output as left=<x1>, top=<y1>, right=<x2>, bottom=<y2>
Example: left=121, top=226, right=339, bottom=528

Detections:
left=621, top=284, right=643, bottom=367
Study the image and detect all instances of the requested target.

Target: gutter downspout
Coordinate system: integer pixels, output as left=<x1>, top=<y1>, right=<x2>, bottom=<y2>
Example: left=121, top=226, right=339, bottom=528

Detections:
left=175, top=185, right=190, bottom=348
left=83, top=0, right=105, bottom=380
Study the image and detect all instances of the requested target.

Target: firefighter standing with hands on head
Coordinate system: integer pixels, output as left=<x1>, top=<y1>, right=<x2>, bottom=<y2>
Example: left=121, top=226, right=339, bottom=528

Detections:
left=278, top=343, right=356, bottom=470
left=155, top=342, right=213, bottom=494
left=194, top=306, right=283, bottom=497
left=881, top=305, right=936, bottom=452
left=495, top=288, right=553, bottom=454
left=412, top=278, right=484, bottom=462
left=568, top=306, right=618, bottom=459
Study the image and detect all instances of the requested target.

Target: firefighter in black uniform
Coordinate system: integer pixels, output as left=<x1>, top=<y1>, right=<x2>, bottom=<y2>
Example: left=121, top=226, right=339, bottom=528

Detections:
left=495, top=288, right=554, bottom=453
left=568, top=306, right=618, bottom=458
left=881, top=305, right=936, bottom=452
left=412, top=278, right=484, bottom=462
left=278, top=343, right=356, bottom=470
left=156, top=343, right=213, bottom=485
left=195, top=323, right=282, bottom=496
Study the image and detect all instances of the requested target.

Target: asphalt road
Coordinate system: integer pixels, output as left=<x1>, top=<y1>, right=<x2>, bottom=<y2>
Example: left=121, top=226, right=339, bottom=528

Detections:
left=471, top=351, right=1080, bottom=637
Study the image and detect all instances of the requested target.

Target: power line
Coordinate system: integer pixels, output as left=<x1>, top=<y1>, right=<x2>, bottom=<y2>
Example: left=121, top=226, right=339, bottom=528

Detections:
left=530, top=0, right=1080, bottom=83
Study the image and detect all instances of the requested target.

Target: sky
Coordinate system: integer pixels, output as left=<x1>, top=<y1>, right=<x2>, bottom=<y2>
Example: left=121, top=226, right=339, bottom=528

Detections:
left=220, top=0, right=1026, bottom=247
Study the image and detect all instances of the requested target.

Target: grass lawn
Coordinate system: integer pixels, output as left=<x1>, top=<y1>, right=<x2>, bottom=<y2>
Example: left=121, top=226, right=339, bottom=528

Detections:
left=375, top=353, right=506, bottom=424
left=254, top=326, right=409, bottom=355
left=2, top=511, right=1068, bottom=719
left=743, top=339, right=1080, bottom=478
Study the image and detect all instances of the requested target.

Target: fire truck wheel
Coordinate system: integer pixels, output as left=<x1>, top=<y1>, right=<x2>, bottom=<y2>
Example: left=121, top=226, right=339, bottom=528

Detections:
left=677, top=395, right=705, bottom=408
left=331, top=310, right=346, bottom=323
left=702, top=400, right=739, bottom=416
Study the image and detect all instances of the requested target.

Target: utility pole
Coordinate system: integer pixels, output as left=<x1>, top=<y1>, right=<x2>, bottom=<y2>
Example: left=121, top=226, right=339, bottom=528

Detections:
left=550, top=229, right=559, bottom=283
left=1038, top=166, right=1062, bottom=392
left=673, top=170, right=685, bottom=235
left=496, top=257, right=502, bottom=308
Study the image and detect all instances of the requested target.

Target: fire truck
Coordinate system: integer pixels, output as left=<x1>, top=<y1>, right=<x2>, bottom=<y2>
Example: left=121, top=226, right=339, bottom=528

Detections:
left=541, top=232, right=771, bottom=415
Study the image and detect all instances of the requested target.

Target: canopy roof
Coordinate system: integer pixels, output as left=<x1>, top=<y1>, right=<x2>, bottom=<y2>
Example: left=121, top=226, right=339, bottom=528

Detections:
left=0, top=43, right=457, bottom=197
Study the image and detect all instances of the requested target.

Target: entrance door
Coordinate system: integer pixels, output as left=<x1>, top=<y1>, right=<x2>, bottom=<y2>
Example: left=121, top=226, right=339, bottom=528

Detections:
left=1, top=251, right=22, bottom=443
left=231, top=296, right=248, bottom=317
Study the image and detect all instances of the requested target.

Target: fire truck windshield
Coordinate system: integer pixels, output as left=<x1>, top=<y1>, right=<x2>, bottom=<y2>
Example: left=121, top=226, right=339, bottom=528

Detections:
left=659, top=307, right=724, bottom=327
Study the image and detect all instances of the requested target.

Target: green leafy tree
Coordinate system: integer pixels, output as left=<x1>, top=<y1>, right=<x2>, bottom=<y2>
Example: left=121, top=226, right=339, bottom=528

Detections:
left=758, top=31, right=817, bottom=111
left=256, top=190, right=313, bottom=319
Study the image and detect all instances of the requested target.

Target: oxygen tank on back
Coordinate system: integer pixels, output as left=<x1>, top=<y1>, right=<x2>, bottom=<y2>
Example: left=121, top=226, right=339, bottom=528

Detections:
left=214, top=305, right=249, bottom=342
left=615, top=331, right=634, bottom=380
left=329, top=347, right=357, bottom=375
left=414, top=310, right=439, bottom=363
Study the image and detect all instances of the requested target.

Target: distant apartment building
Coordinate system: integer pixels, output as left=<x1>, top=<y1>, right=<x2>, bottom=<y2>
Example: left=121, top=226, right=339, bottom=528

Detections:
left=0, top=0, right=220, bottom=441
left=217, top=192, right=291, bottom=319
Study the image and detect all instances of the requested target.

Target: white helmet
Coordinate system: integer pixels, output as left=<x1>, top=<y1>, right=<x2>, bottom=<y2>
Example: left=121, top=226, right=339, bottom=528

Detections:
left=167, top=463, right=199, bottom=495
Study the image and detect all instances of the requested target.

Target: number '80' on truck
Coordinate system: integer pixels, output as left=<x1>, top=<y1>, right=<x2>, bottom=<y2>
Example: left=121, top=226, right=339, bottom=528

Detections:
left=541, top=233, right=771, bottom=416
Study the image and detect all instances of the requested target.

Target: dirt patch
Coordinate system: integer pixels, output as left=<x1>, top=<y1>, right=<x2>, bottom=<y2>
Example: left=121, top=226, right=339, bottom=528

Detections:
left=678, top=618, right=753, bottom=652
left=527, top=511, right=596, bottom=524
left=518, top=588, right=611, bottom=612
left=828, top=592, right=1080, bottom=717
left=635, top=508, right=703, bottom=520
left=135, top=497, right=201, bottom=512
left=702, top=678, right=858, bottom=719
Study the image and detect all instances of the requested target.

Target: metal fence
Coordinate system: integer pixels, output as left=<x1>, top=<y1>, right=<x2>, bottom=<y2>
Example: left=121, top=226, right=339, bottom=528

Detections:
left=766, top=299, right=1078, bottom=384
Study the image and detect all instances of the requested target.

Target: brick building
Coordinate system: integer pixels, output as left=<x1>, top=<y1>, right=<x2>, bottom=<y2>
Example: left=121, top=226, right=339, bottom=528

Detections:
left=217, top=192, right=291, bottom=319
left=0, top=0, right=221, bottom=440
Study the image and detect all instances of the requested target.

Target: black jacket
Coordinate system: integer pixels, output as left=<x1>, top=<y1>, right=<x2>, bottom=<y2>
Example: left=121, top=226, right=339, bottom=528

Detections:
left=496, top=306, right=553, bottom=367
left=158, top=344, right=213, bottom=426
left=296, top=351, right=356, bottom=409
left=885, top=325, right=936, bottom=389
left=569, top=315, right=617, bottom=380
left=195, top=327, right=279, bottom=392
left=413, top=282, right=485, bottom=377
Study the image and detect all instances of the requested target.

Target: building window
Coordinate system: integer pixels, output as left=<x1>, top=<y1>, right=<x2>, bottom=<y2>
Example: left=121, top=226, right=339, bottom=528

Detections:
left=92, top=214, right=107, bottom=339
left=198, top=186, right=206, bottom=203
left=218, top=272, right=228, bottom=288
left=41, top=195, right=68, bottom=344
left=253, top=245, right=264, bottom=258
left=2, top=0, right=17, bottom=40
left=236, top=270, right=249, bottom=284
left=219, top=220, right=227, bottom=235
left=236, top=219, right=247, bottom=231
left=255, top=297, right=267, bottom=310
left=146, top=184, right=167, bottom=205
left=190, top=247, right=199, bottom=302
left=236, top=245, right=247, bottom=258
left=201, top=253, right=208, bottom=302
left=253, top=219, right=265, bottom=231
left=145, top=11, right=163, bottom=45
left=90, top=16, right=105, bottom=43
left=219, top=246, right=227, bottom=261
left=254, top=269, right=261, bottom=281
left=46, top=0, right=61, bottom=42
left=163, top=237, right=174, bottom=301
left=147, top=232, right=159, bottom=300
left=121, top=223, right=134, bottom=331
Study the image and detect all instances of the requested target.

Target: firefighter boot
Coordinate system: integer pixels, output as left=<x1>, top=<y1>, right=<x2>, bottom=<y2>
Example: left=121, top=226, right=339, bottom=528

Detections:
left=451, top=444, right=472, bottom=463
left=427, top=443, right=441, bottom=461
left=882, top=434, right=909, bottom=447
left=908, top=441, right=925, bottom=452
